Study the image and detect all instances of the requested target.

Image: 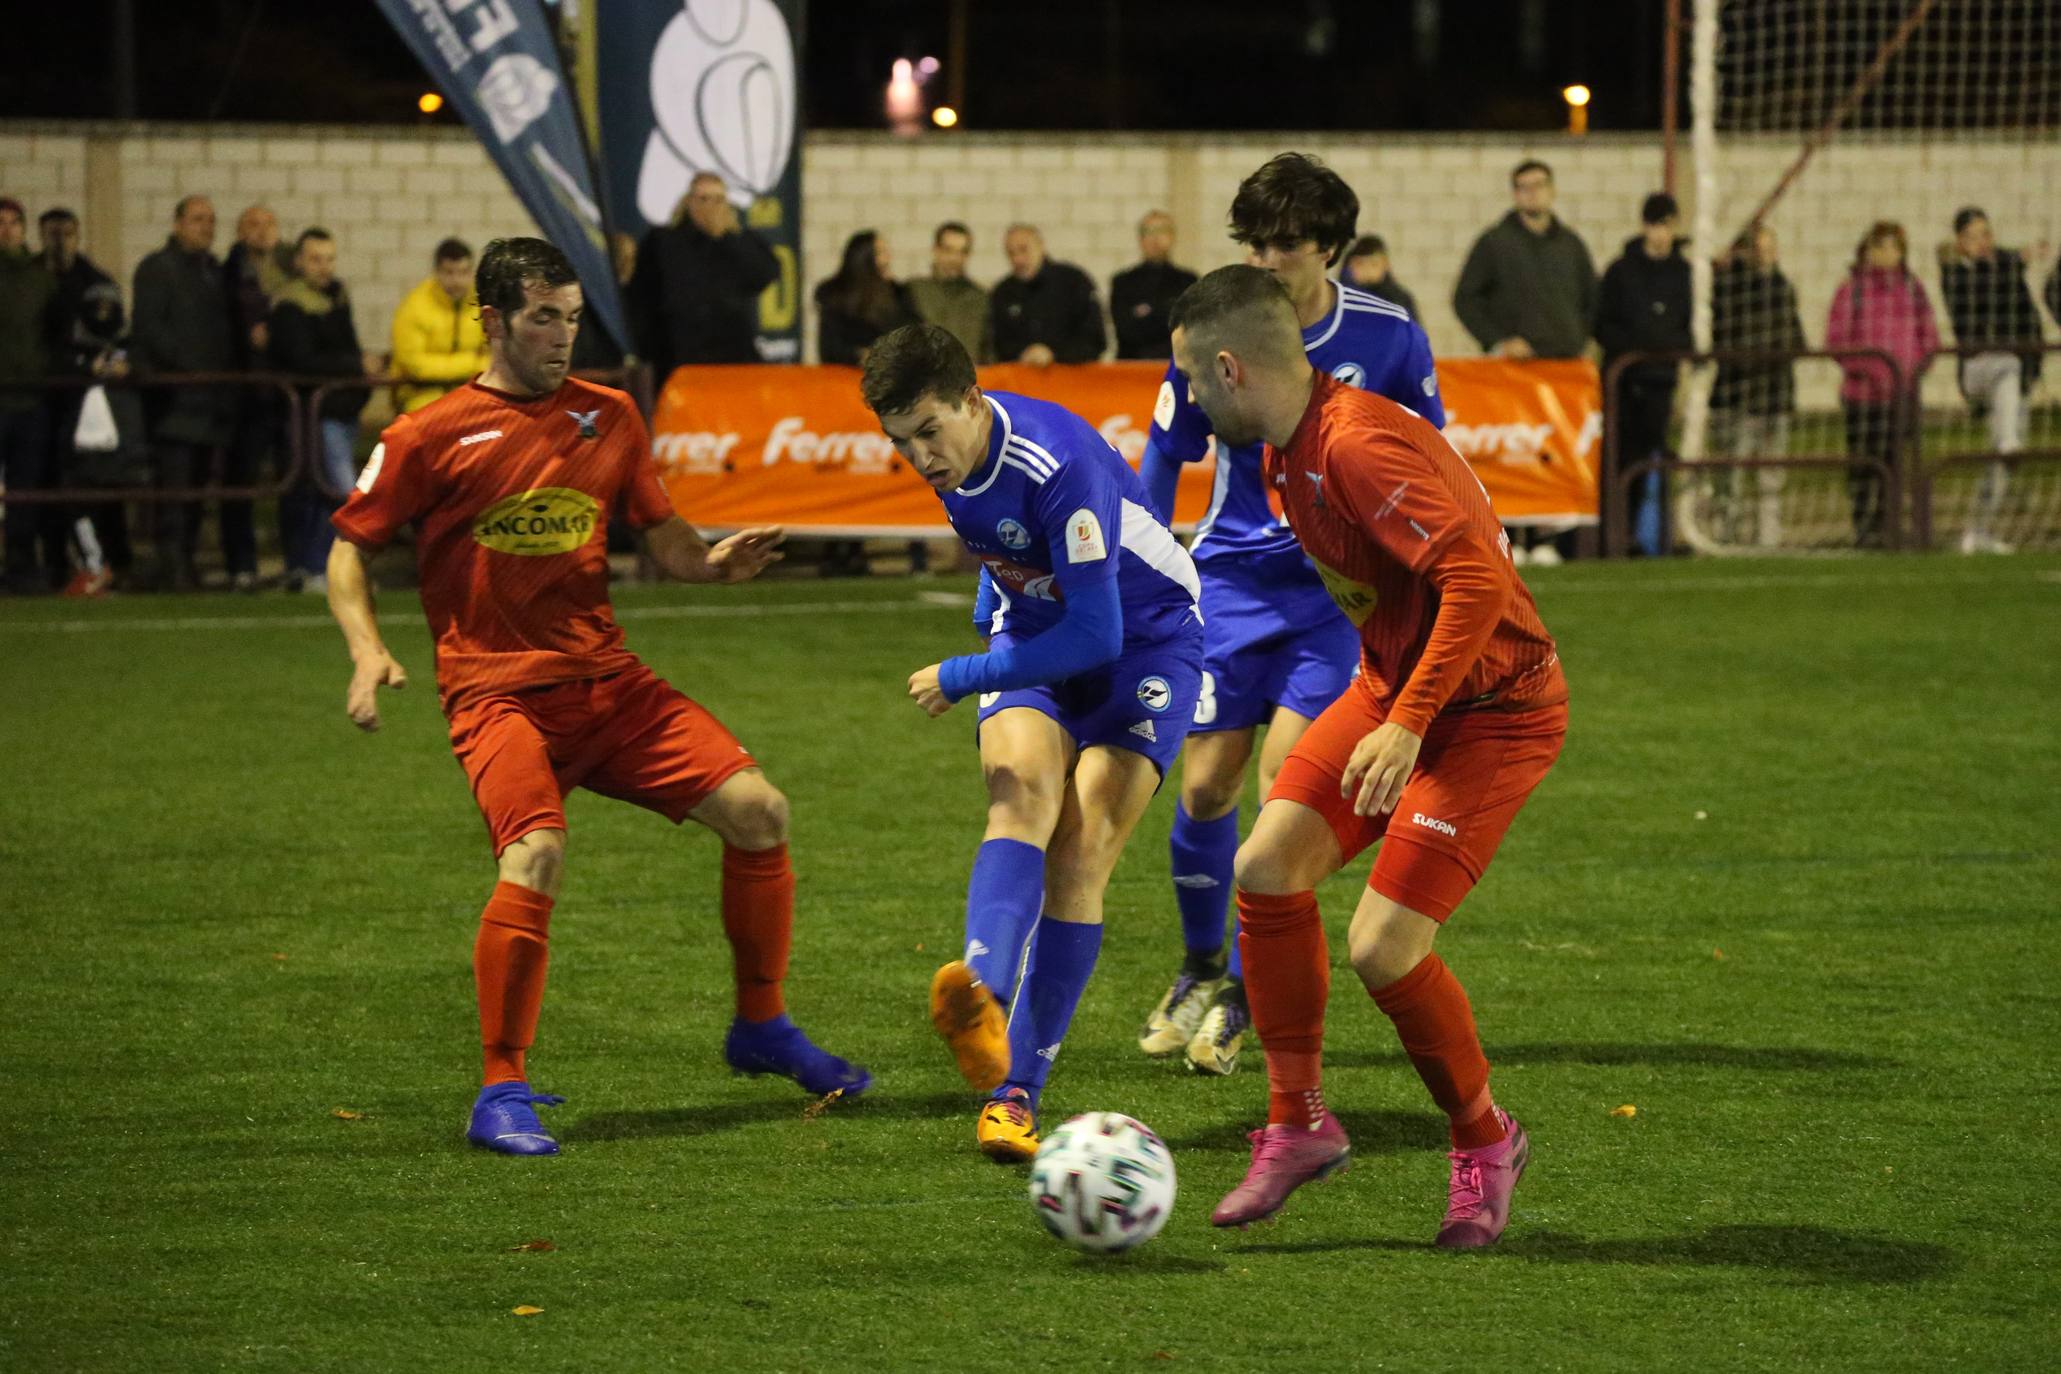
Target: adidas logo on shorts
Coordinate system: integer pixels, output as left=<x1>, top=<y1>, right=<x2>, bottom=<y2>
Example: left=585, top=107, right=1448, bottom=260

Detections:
left=1129, top=721, right=1158, bottom=743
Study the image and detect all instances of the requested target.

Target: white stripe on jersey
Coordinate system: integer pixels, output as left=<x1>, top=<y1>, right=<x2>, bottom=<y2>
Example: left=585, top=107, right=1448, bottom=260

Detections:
left=958, top=397, right=1018, bottom=497
left=1003, top=440, right=1057, bottom=478
left=1006, top=434, right=1062, bottom=476
left=1119, top=498, right=1202, bottom=608
left=1192, top=447, right=1233, bottom=550
left=1339, top=284, right=1412, bottom=321
left=999, top=454, right=1050, bottom=486
left=989, top=581, right=1012, bottom=636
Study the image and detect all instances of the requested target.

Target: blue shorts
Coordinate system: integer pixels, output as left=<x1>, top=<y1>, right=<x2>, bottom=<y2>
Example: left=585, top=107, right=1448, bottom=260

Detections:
left=1192, top=564, right=1360, bottom=734
left=974, top=626, right=1204, bottom=777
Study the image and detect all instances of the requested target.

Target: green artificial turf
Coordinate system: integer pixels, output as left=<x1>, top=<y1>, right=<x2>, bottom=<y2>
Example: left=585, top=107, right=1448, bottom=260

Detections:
left=3, top=556, right=2057, bottom=1371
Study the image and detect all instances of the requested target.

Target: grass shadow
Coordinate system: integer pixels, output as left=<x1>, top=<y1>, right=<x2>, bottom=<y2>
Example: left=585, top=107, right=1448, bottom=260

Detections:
left=573, top=1090, right=971, bottom=1141
left=1323, top=1042, right=1899, bottom=1072
left=1241, top=1224, right=1957, bottom=1285
left=1157, top=1108, right=1444, bottom=1157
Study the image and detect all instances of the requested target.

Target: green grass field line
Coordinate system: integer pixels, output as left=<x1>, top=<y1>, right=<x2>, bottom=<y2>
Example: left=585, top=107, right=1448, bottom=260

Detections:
left=3, top=554, right=2058, bottom=1371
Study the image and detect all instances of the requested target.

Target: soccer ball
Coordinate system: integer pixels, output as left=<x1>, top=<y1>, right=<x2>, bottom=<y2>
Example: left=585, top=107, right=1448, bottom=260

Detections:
left=1026, top=1112, right=1177, bottom=1254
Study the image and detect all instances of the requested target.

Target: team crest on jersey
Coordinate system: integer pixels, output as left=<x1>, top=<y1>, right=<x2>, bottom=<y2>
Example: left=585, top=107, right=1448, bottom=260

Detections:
left=567, top=408, right=601, bottom=440
left=1136, top=676, right=1173, bottom=713
left=1308, top=555, right=1378, bottom=626
left=472, top=486, right=601, bottom=556
left=1331, top=362, right=1366, bottom=389
left=996, top=518, right=1031, bottom=550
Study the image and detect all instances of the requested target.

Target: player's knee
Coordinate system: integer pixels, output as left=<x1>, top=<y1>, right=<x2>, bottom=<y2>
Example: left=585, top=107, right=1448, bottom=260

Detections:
left=1347, top=905, right=1437, bottom=988
left=1233, top=837, right=1313, bottom=895
left=499, top=828, right=566, bottom=895
left=1180, top=772, right=1241, bottom=822
left=982, top=761, right=1062, bottom=833
left=725, top=781, right=790, bottom=851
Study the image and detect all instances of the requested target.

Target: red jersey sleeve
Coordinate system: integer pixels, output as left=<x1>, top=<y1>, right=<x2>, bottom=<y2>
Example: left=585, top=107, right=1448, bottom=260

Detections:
left=332, top=417, right=436, bottom=549
left=616, top=405, right=676, bottom=530
left=1326, top=420, right=1510, bottom=735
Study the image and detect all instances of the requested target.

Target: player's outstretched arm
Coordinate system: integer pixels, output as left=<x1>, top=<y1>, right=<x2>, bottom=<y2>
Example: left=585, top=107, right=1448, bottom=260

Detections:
left=326, top=538, right=408, bottom=734
left=644, top=517, right=786, bottom=584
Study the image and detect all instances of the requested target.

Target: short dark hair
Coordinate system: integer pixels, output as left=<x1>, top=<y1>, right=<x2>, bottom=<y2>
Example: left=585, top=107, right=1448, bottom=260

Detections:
left=1641, top=193, right=1679, bottom=225
left=294, top=227, right=333, bottom=253
left=1229, top=152, right=1359, bottom=265
left=859, top=323, right=977, bottom=416
left=39, top=206, right=78, bottom=227
left=1345, top=234, right=1388, bottom=260
left=1168, top=264, right=1302, bottom=366
left=933, top=220, right=971, bottom=246
left=1511, top=159, right=1553, bottom=185
left=173, top=194, right=209, bottom=219
left=476, top=236, right=579, bottom=318
left=1952, top=206, right=1988, bottom=234
left=434, top=236, right=473, bottom=265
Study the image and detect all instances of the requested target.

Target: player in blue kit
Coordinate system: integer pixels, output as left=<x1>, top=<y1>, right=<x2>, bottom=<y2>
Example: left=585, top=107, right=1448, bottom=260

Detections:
left=1135, top=153, right=1447, bottom=1075
left=858, top=323, right=1204, bottom=1162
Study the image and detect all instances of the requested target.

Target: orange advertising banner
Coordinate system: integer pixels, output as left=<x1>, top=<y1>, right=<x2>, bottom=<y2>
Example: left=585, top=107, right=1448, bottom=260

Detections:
left=649, top=359, right=1598, bottom=533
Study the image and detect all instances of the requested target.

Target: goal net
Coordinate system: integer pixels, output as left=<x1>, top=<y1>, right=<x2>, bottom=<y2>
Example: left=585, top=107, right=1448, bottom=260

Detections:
left=1678, top=0, right=2061, bottom=554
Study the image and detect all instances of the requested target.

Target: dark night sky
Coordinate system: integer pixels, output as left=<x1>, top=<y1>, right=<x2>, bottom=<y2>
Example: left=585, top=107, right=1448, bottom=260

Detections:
left=3, top=0, right=1669, bottom=132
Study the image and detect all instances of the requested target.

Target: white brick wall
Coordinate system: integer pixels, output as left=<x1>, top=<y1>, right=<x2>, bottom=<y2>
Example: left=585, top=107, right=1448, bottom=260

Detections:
left=3, top=121, right=2056, bottom=410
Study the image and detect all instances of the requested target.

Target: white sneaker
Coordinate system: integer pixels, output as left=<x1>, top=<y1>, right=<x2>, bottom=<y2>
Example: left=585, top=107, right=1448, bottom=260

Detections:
left=1510, top=545, right=1532, bottom=567
left=1139, top=969, right=1227, bottom=1058
left=1528, top=544, right=1563, bottom=567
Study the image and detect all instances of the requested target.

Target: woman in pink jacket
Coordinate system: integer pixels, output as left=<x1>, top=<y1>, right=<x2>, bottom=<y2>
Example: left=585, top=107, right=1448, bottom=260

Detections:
left=1825, top=222, right=1940, bottom=547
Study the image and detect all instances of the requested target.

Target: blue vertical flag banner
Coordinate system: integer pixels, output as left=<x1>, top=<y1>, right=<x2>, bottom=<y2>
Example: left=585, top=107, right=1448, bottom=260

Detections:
left=592, top=0, right=806, bottom=362
left=373, top=0, right=630, bottom=351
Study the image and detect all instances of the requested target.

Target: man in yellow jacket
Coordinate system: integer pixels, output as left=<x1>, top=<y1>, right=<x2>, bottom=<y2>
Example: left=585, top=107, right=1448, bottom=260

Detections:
left=389, top=237, right=487, bottom=413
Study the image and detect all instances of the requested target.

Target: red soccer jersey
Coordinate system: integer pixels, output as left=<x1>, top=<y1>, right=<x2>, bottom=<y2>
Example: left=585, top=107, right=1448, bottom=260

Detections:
left=1265, top=372, right=1567, bottom=735
left=332, top=377, right=676, bottom=709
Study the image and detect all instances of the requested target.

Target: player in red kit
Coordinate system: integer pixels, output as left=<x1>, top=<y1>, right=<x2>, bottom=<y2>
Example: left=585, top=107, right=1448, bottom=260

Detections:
left=324, top=237, right=868, bottom=1156
left=1169, top=266, right=1567, bottom=1247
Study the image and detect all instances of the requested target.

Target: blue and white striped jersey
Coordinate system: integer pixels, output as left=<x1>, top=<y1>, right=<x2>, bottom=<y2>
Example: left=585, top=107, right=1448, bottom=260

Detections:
left=949, top=391, right=1200, bottom=652
left=1153, top=281, right=1445, bottom=572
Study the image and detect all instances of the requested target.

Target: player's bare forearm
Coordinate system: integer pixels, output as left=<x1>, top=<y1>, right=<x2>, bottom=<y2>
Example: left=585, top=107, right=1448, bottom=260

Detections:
left=645, top=517, right=785, bottom=584
left=326, top=539, right=409, bottom=733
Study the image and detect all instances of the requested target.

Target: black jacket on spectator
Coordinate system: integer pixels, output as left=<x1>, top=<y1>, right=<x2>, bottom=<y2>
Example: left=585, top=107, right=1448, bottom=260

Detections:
left=814, top=282, right=919, bottom=367
left=1361, top=275, right=1422, bottom=323
left=1938, top=248, right=2045, bottom=391
left=2045, top=254, right=2060, bottom=330
left=1109, top=261, right=1197, bottom=360
left=1710, top=255, right=1805, bottom=415
left=223, top=240, right=294, bottom=369
left=627, top=221, right=780, bottom=376
left=989, top=261, right=1106, bottom=364
left=0, top=246, right=56, bottom=414
left=1453, top=211, right=1598, bottom=358
left=130, top=236, right=236, bottom=446
left=269, top=278, right=367, bottom=421
left=1595, top=236, right=1692, bottom=385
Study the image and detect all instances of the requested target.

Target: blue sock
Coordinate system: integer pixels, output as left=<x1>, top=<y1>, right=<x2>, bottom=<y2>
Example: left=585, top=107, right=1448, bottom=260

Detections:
left=1003, top=916, right=1103, bottom=1109
left=1171, top=803, right=1238, bottom=960
left=963, top=837, right=1046, bottom=1002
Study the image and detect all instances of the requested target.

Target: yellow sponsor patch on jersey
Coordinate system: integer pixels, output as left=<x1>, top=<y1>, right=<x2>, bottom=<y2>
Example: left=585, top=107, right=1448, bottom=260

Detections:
left=1308, top=556, right=1378, bottom=625
left=472, top=487, right=601, bottom=556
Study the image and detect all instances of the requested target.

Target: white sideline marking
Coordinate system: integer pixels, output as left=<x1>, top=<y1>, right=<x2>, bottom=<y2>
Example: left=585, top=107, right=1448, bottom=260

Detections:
left=0, top=597, right=962, bottom=634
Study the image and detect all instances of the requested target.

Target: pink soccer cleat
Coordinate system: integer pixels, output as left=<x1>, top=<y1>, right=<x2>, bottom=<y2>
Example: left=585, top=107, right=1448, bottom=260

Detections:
left=1435, top=1111, right=1530, bottom=1249
left=1210, top=1112, right=1351, bottom=1227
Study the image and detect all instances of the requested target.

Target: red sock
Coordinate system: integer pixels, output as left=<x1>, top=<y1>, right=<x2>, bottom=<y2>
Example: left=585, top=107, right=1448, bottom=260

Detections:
left=722, top=844, right=793, bottom=1023
left=475, top=880, right=554, bottom=1085
left=1369, top=954, right=1506, bottom=1150
left=1237, top=889, right=1329, bottom=1129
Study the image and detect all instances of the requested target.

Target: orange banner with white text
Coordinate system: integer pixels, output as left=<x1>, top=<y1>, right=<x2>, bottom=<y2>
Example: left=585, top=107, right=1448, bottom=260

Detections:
left=649, top=359, right=1599, bottom=533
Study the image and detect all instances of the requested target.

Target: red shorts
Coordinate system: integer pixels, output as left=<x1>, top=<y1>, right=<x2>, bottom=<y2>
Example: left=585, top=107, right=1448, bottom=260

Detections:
left=445, top=663, right=758, bottom=855
left=1269, top=683, right=1566, bottom=922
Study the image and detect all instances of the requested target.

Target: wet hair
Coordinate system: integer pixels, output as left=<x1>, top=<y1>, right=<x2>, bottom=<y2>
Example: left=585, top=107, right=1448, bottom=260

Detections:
left=434, top=236, right=474, bottom=265
left=475, top=236, right=579, bottom=318
left=859, top=323, right=977, bottom=416
left=1229, top=153, right=1359, bottom=266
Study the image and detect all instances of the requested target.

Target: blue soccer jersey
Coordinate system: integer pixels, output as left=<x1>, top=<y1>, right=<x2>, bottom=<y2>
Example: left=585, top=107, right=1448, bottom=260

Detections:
left=950, top=391, right=1200, bottom=656
left=1152, top=281, right=1444, bottom=575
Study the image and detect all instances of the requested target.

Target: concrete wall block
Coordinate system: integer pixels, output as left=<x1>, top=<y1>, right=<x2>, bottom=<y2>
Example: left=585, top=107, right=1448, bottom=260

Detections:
left=376, top=141, right=432, bottom=166
left=263, top=137, right=321, bottom=166
left=318, top=139, right=377, bottom=166
left=431, top=141, right=487, bottom=170
left=294, top=165, right=348, bottom=196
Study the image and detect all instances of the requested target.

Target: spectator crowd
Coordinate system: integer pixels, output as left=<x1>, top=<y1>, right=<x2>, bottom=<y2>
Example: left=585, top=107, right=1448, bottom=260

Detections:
left=3, top=157, right=2059, bottom=592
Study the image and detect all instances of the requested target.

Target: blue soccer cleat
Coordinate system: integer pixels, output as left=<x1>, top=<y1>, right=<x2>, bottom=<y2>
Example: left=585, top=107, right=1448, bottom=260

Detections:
left=467, top=1081, right=566, bottom=1156
left=724, top=1014, right=873, bottom=1098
